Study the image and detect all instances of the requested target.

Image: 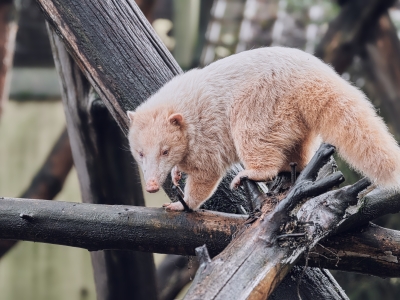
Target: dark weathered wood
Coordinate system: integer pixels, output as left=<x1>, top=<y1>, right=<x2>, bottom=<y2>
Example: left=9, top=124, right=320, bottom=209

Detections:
left=0, top=193, right=399, bottom=277
left=183, top=145, right=350, bottom=300
left=48, top=28, right=158, bottom=300
left=37, top=0, right=181, bottom=134
left=0, top=127, right=73, bottom=258
left=269, top=267, right=348, bottom=300
left=0, top=197, right=244, bottom=255
left=0, top=0, right=18, bottom=116
left=315, top=0, right=395, bottom=74
left=305, top=223, right=400, bottom=278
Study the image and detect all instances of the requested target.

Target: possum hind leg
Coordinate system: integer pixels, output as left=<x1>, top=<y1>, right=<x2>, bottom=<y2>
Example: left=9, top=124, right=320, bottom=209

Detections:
left=230, top=142, right=289, bottom=189
left=230, top=100, right=308, bottom=189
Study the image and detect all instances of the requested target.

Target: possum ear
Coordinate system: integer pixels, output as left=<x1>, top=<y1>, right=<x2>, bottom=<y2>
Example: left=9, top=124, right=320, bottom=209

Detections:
left=127, top=111, right=135, bottom=124
left=168, top=113, right=184, bottom=127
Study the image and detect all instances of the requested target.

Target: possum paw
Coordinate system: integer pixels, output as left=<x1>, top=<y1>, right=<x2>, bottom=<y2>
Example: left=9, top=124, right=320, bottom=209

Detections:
left=231, top=169, right=272, bottom=189
left=163, top=201, right=185, bottom=211
left=230, top=174, right=243, bottom=189
left=171, top=166, right=182, bottom=186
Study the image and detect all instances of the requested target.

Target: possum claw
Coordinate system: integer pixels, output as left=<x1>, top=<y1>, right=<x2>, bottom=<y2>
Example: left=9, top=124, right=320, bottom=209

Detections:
left=171, top=166, right=182, bottom=186
left=163, top=201, right=185, bottom=211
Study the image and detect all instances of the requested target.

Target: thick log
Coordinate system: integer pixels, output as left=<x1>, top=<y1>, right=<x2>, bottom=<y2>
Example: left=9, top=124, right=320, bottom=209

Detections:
left=0, top=197, right=245, bottom=256
left=315, top=0, right=395, bottom=74
left=49, top=29, right=158, bottom=300
left=0, top=127, right=73, bottom=259
left=1, top=195, right=399, bottom=279
left=0, top=0, right=19, bottom=117
left=36, top=0, right=181, bottom=134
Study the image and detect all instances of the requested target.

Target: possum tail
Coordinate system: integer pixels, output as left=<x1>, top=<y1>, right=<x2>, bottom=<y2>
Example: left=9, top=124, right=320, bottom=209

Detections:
left=308, top=86, right=400, bottom=190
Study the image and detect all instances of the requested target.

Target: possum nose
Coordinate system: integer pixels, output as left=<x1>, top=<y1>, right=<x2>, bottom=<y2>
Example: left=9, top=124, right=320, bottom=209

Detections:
left=146, top=179, right=160, bottom=193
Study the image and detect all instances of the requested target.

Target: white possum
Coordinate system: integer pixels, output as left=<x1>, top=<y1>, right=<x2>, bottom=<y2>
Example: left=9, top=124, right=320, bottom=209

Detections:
left=127, top=47, right=400, bottom=211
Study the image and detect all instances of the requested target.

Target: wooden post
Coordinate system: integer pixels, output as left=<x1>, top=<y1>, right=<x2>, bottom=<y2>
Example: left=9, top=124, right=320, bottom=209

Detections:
left=48, top=29, right=158, bottom=300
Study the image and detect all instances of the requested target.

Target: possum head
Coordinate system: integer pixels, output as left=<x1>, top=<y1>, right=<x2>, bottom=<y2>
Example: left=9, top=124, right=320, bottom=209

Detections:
left=127, top=109, right=188, bottom=193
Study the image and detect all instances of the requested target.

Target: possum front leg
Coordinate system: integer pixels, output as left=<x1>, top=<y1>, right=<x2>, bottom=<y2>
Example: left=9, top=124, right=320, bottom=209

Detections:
left=164, top=174, right=222, bottom=211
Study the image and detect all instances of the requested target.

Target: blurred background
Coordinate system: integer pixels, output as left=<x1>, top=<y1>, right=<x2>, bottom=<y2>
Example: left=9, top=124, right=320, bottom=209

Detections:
left=1, top=0, right=400, bottom=299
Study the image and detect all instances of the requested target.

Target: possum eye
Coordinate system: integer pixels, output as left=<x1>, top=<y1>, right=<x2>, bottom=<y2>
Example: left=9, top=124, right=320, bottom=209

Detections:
left=139, top=151, right=144, bottom=158
left=162, top=149, right=169, bottom=156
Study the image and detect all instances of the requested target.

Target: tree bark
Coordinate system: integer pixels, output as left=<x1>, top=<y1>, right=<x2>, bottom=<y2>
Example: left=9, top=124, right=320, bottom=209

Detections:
left=0, top=197, right=245, bottom=256
left=183, top=144, right=351, bottom=299
left=37, top=0, right=181, bottom=134
left=48, top=28, right=158, bottom=300
left=305, top=223, right=400, bottom=278
left=1, top=194, right=399, bottom=278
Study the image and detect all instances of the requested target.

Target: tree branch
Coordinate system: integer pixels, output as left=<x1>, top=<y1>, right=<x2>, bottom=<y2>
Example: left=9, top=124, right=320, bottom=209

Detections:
left=304, top=223, right=400, bottom=278
left=0, top=191, right=399, bottom=278
left=0, top=197, right=244, bottom=256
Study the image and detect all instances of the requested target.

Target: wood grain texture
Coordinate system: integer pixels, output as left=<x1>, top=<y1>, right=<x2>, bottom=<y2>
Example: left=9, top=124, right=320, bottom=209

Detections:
left=0, top=195, right=399, bottom=278
left=306, top=224, right=400, bottom=278
left=36, top=0, right=181, bottom=134
left=49, top=28, right=158, bottom=300
left=0, top=197, right=244, bottom=256
left=184, top=145, right=350, bottom=300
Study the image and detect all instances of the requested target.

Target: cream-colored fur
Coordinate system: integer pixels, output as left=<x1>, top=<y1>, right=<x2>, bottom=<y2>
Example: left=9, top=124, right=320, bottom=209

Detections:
left=127, top=47, right=400, bottom=211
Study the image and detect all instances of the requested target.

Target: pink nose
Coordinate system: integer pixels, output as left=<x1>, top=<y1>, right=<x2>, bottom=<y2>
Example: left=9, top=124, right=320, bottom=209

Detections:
left=146, top=179, right=160, bottom=193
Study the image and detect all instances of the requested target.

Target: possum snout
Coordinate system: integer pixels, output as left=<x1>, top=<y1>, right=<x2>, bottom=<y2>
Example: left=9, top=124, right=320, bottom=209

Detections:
left=145, top=178, right=160, bottom=193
